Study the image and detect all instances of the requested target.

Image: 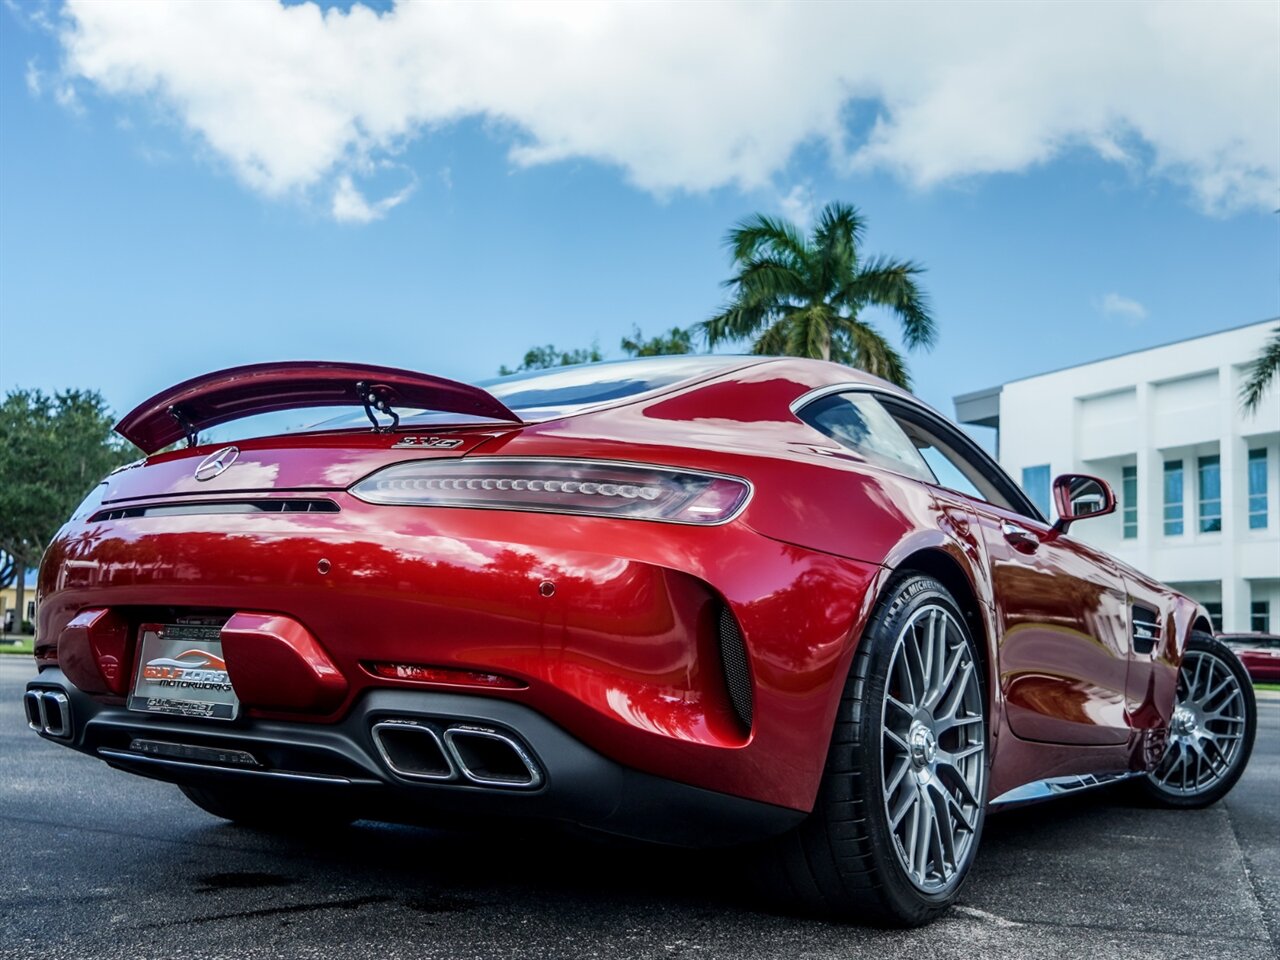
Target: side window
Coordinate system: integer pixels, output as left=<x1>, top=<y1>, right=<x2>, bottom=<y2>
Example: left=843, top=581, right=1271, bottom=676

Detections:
left=920, top=445, right=987, bottom=502
left=880, top=399, right=1033, bottom=517
left=798, top=393, right=936, bottom=483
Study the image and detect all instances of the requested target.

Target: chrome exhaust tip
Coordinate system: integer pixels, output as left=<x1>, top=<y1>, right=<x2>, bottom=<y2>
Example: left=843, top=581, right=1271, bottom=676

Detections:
left=22, top=689, right=43, bottom=732
left=443, top=726, right=542, bottom=789
left=24, top=687, right=73, bottom=741
left=370, top=720, right=455, bottom=781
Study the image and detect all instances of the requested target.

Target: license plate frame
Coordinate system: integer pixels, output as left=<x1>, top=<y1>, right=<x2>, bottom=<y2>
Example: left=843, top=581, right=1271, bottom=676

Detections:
left=128, top=622, right=240, bottom=721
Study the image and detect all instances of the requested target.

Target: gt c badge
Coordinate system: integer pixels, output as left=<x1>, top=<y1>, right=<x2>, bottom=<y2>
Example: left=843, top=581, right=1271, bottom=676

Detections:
left=194, top=445, right=239, bottom=481
left=392, top=436, right=465, bottom=449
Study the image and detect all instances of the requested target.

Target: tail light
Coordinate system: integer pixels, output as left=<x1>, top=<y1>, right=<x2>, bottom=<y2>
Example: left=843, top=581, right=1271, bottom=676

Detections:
left=349, top=458, right=751, bottom=525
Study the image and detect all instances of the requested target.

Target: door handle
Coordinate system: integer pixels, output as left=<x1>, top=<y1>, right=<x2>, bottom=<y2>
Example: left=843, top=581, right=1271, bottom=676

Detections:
left=1001, top=521, right=1040, bottom=552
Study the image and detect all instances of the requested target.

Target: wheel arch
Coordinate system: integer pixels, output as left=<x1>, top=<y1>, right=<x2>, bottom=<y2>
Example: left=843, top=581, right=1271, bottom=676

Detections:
left=889, top=547, right=996, bottom=713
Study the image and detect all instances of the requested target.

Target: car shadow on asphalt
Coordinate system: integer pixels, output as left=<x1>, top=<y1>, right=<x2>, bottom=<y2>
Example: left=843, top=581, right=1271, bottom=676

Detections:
left=192, top=786, right=1142, bottom=925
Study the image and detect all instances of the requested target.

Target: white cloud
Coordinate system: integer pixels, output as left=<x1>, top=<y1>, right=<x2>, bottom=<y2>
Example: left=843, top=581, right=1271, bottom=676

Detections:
left=331, top=173, right=414, bottom=223
left=24, top=58, right=41, bottom=96
left=52, top=1, right=1279, bottom=220
left=778, top=183, right=816, bottom=229
left=1098, top=293, right=1149, bottom=323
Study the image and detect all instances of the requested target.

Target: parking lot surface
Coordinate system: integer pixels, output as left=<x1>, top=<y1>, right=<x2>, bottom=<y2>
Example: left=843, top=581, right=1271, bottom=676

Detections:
left=1, top=656, right=1276, bottom=959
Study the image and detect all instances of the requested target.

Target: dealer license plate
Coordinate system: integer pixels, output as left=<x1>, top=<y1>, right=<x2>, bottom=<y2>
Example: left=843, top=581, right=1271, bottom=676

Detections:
left=128, top=622, right=239, bottom=720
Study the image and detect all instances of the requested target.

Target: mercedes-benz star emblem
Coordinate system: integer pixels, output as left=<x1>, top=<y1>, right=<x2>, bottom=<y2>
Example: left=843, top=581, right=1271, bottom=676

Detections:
left=194, top=445, right=239, bottom=481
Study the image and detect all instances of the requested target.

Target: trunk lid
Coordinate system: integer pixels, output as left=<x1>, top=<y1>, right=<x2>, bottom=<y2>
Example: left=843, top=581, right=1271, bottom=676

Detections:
left=99, top=427, right=510, bottom=504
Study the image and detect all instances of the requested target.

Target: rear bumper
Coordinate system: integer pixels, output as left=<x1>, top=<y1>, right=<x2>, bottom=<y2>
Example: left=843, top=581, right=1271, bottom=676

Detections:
left=25, top=668, right=803, bottom=847
left=37, top=500, right=883, bottom=811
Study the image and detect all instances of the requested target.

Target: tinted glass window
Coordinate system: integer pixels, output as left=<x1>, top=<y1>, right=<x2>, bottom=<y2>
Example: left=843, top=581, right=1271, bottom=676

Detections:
left=478, top=356, right=750, bottom=416
left=305, top=356, right=753, bottom=431
left=1021, top=465, right=1051, bottom=516
left=799, top=393, right=935, bottom=482
left=1164, top=460, right=1184, bottom=536
left=921, top=445, right=986, bottom=501
left=879, top=398, right=1032, bottom=516
left=1247, top=448, right=1268, bottom=529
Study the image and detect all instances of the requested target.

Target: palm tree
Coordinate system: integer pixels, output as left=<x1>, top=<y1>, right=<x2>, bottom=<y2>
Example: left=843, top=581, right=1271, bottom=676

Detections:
left=1240, top=325, right=1280, bottom=413
left=699, top=202, right=935, bottom=388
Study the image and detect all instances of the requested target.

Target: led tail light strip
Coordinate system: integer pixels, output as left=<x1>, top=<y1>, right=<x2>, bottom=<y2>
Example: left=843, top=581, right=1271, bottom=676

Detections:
left=350, top=458, right=751, bottom=525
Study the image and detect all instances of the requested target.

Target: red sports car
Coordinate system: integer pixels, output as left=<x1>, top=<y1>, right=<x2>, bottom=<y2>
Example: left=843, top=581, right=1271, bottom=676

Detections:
left=1218, top=634, right=1280, bottom=683
left=24, top=356, right=1257, bottom=926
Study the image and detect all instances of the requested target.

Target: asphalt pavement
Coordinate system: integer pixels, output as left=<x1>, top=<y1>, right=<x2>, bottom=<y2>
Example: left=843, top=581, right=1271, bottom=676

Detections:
left=1, top=656, right=1276, bottom=959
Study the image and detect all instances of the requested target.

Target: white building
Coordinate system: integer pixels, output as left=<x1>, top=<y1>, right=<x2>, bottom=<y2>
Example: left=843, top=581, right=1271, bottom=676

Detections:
left=955, top=318, right=1280, bottom=634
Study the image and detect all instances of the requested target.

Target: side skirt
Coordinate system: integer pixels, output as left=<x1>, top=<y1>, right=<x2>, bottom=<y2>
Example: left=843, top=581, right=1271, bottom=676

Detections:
left=988, top=771, right=1141, bottom=808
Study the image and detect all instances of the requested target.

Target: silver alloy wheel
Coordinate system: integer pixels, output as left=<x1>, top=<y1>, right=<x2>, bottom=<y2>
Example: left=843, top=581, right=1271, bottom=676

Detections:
left=1150, top=648, right=1247, bottom=796
left=881, top=604, right=986, bottom=894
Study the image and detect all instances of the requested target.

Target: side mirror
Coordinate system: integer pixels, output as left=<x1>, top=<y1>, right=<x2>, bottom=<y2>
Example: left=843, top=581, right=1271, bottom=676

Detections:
left=1051, top=473, right=1116, bottom=534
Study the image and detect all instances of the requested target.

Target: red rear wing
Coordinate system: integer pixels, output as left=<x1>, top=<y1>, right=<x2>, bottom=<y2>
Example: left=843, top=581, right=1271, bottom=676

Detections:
left=115, top=361, right=521, bottom=453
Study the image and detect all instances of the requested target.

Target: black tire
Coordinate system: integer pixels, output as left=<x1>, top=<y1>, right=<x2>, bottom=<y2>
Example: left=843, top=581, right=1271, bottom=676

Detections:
left=755, top=574, right=988, bottom=927
left=1140, top=632, right=1256, bottom=809
left=180, top=783, right=355, bottom=831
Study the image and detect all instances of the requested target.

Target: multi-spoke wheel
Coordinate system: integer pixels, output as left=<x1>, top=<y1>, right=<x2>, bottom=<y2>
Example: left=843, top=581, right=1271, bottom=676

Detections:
left=756, top=574, right=988, bottom=927
left=881, top=604, right=985, bottom=894
left=1142, top=632, right=1255, bottom=808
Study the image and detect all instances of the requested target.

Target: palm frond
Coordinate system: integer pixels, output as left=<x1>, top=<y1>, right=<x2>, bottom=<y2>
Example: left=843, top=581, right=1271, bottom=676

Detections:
left=749, top=320, right=792, bottom=356
left=1241, top=325, right=1280, bottom=413
left=782, top=304, right=834, bottom=361
left=699, top=302, right=769, bottom=348
left=726, top=257, right=808, bottom=302
left=843, top=318, right=911, bottom=389
left=812, top=202, right=866, bottom=279
left=843, top=255, right=936, bottom=350
left=725, top=213, right=810, bottom=265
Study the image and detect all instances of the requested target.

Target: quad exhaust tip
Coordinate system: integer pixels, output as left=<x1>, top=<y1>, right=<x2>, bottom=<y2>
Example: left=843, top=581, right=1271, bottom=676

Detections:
left=443, top=726, right=543, bottom=789
left=370, top=721, right=455, bottom=781
left=24, top=688, right=73, bottom=741
left=370, top=719, right=542, bottom=789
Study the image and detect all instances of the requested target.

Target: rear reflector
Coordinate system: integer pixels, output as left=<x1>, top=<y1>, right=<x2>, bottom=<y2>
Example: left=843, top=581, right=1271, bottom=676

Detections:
left=364, top=662, right=527, bottom=690
left=349, top=458, right=750, bottom=525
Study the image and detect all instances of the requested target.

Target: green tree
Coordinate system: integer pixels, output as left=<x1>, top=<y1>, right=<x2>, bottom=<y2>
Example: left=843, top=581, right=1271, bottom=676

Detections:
left=1240, top=325, right=1280, bottom=414
left=699, top=202, right=936, bottom=388
left=0, top=389, right=132, bottom=632
left=498, top=342, right=603, bottom=376
left=621, top=325, right=695, bottom=357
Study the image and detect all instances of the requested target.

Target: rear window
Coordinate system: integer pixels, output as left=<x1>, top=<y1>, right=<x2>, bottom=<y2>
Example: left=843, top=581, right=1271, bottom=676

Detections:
left=478, top=356, right=751, bottom=417
left=202, top=356, right=753, bottom=441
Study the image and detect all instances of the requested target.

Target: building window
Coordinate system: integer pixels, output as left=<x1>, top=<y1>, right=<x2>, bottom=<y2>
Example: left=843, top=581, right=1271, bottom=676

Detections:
left=1248, top=448, right=1268, bottom=530
left=1197, top=455, right=1221, bottom=533
left=1203, top=601, right=1223, bottom=633
left=1163, top=460, right=1184, bottom=536
left=1022, top=464, right=1051, bottom=518
left=1253, top=601, right=1271, bottom=634
left=1122, top=465, right=1138, bottom=539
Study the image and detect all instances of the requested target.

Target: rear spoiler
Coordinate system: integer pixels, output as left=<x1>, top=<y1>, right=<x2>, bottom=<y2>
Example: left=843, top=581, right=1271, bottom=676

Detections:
left=116, top=361, right=521, bottom=453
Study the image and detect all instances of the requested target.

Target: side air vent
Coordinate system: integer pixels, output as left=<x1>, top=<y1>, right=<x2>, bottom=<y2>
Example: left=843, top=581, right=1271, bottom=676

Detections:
left=1132, top=605, right=1162, bottom=655
left=91, top=499, right=340, bottom=522
left=718, top=606, right=753, bottom=731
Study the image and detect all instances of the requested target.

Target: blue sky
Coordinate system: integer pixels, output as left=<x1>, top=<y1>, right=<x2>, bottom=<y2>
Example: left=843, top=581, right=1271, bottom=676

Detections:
left=1, top=1, right=1277, bottom=428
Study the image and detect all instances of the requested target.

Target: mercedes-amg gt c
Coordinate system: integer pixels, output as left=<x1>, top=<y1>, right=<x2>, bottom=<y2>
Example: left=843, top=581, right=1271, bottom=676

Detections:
left=24, top=356, right=1257, bottom=926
